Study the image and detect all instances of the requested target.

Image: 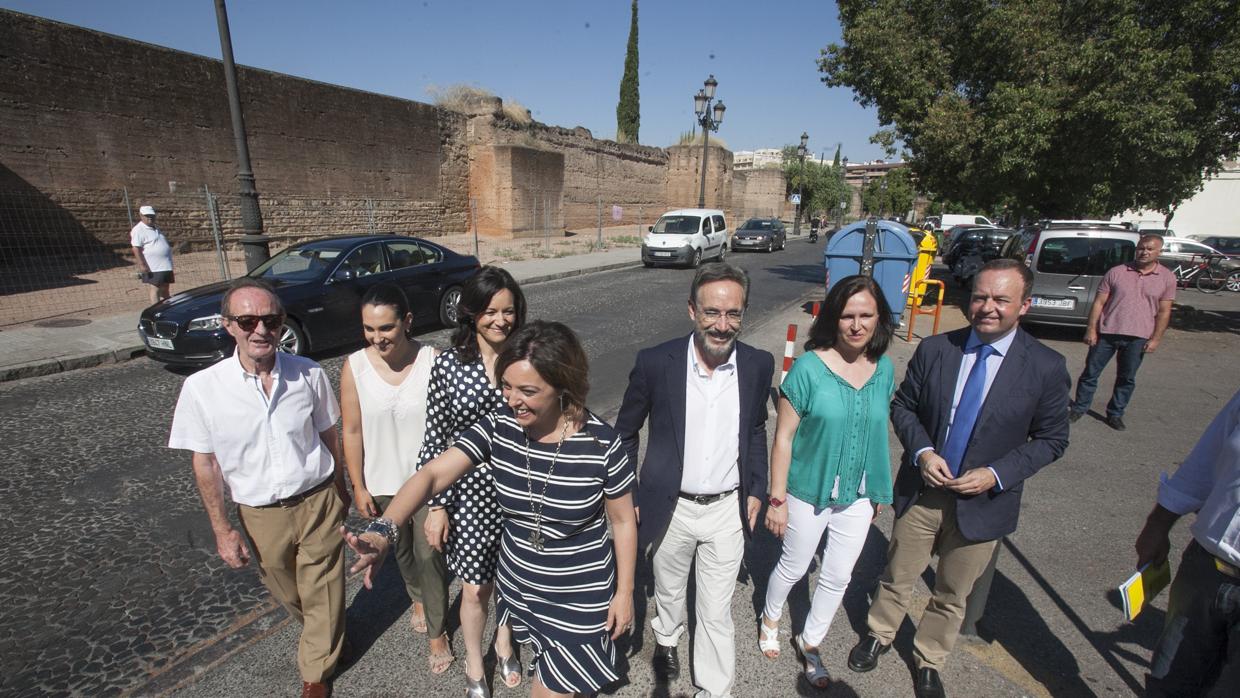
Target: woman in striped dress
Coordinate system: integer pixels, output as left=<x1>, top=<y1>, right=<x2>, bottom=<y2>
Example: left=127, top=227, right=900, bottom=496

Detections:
left=344, top=321, right=638, bottom=697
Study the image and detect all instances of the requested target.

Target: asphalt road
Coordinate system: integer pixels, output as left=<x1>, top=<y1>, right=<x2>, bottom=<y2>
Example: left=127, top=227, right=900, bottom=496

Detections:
left=0, top=238, right=827, bottom=697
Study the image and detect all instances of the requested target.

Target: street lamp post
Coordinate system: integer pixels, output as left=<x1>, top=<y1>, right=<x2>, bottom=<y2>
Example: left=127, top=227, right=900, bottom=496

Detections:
left=880, top=177, right=889, bottom=219
left=792, top=132, right=808, bottom=237
left=214, top=0, right=269, bottom=271
left=839, top=156, right=849, bottom=229
left=694, top=75, right=726, bottom=209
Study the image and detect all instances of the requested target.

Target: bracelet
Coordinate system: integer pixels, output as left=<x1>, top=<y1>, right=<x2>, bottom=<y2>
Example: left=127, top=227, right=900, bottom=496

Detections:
left=363, top=517, right=398, bottom=547
left=768, top=496, right=786, bottom=508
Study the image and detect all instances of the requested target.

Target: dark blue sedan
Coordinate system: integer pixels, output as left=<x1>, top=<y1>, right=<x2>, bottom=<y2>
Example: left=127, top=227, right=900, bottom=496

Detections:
left=138, top=234, right=480, bottom=367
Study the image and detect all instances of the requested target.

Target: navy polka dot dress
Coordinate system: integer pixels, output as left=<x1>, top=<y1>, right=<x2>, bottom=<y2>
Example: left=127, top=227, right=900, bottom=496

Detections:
left=454, top=407, right=635, bottom=694
left=416, top=349, right=503, bottom=585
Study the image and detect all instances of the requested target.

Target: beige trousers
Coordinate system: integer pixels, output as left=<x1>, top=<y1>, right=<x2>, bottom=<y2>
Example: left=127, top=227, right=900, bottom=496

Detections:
left=651, top=492, right=745, bottom=698
left=238, top=485, right=346, bottom=683
left=866, top=488, right=998, bottom=670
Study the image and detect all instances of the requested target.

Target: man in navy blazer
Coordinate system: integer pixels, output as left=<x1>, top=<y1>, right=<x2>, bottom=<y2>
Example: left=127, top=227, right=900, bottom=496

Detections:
left=616, top=263, right=774, bottom=698
left=848, top=259, right=1070, bottom=698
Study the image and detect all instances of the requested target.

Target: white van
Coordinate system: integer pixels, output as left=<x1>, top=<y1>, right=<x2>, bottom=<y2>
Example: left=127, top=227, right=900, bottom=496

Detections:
left=940, top=213, right=994, bottom=228
left=642, top=208, right=729, bottom=268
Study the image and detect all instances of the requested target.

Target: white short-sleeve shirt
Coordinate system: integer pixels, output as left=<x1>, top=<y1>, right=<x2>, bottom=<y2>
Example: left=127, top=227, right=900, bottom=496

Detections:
left=130, top=222, right=173, bottom=272
left=168, top=352, right=341, bottom=506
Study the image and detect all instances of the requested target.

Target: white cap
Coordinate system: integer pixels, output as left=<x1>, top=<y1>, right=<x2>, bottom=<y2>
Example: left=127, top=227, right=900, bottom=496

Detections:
left=139, top=205, right=156, bottom=216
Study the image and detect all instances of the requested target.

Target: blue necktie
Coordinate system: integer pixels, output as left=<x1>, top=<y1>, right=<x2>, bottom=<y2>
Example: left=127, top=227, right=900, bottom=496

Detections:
left=942, top=344, right=996, bottom=477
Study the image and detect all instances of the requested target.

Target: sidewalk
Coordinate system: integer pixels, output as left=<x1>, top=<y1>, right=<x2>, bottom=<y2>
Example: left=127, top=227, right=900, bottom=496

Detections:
left=0, top=245, right=643, bottom=382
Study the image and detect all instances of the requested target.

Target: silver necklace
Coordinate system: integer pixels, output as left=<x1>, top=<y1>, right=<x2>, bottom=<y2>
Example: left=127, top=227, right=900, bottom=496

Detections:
left=523, top=418, right=571, bottom=552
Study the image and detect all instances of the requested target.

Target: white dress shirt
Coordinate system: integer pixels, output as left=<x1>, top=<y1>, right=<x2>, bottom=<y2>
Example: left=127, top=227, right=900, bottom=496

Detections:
left=1157, top=388, right=1240, bottom=567
left=168, top=351, right=341, bottom=507
left=681, top=336, right=740, bottom=495
left=917, top=327, right=1018, bottom=489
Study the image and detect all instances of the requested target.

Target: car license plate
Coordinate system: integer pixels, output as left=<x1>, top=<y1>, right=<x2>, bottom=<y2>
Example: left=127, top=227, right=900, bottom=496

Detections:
left=654, top=251, right=671, bottom=258
left=1031, top=296, right=1075, bottom=310
left=146, top=336, right=174, bottom=350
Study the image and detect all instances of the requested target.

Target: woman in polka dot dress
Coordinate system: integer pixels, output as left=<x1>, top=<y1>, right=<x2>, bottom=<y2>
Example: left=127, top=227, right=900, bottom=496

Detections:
left=416, top=266, right=527, bottom=695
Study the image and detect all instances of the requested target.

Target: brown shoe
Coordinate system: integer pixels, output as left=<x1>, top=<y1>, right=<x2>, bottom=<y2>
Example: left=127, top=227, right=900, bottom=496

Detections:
left=301, top=681, right=330, bottom=698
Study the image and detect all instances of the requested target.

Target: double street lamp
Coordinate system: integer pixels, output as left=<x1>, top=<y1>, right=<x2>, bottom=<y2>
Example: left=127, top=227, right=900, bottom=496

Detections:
left=793, top=132, right=808, bottom=237
left=694, top=75, right=726, bottom=209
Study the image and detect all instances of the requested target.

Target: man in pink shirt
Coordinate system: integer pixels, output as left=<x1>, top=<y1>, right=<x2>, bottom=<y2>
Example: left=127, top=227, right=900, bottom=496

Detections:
left=1069, top=234, right=1176, bottom=430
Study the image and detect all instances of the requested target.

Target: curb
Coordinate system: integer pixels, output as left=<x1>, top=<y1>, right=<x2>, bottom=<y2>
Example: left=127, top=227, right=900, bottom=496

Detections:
left=512, top=259, right=643, bottom=286
left=0, top=346, right=146, bottom=383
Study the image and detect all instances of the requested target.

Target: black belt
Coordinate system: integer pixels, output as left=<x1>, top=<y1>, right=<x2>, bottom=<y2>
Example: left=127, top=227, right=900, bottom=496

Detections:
left=256, top=475, right=335, bottom=509
left=678, top=488, right=737, bottom=505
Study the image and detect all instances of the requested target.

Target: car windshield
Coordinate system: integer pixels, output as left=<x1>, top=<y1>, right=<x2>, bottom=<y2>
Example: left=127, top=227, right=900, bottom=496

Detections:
left=740, top=219, right=774, bottom=230
left=249, top=244, right=346, bottom=282
left=652, top=215, right=702, bottom=235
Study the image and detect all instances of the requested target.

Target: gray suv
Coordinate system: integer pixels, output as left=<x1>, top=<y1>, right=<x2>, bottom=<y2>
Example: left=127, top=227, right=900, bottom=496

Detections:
left=997, top=222, right=1139, bottom=326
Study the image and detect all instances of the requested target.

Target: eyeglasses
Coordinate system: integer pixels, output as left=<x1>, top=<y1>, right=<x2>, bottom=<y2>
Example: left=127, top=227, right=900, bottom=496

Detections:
left=698, top=308, right=744, bottom=323
left=226, top=314, right=284, bottom=332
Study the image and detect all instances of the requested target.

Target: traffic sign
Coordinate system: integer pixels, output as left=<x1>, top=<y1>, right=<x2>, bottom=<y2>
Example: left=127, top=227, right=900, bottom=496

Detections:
left=790, top=194, right=801, bottom=205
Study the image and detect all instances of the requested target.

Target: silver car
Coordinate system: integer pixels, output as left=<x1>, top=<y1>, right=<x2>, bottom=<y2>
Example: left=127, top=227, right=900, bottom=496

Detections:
left=998, top=222, right=1139, bottom=326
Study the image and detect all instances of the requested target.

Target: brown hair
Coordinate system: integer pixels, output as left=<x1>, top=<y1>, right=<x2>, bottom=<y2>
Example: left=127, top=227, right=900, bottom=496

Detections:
left=977, top=258, right=1035, bottom=300
left=495, top=320, right=589, bottom=422
left=220, top=277, right=283, bottom=316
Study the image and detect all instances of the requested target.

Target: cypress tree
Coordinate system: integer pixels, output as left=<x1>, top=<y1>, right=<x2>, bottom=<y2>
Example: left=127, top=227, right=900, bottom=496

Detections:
left=616, top=0, right=640, bottom=143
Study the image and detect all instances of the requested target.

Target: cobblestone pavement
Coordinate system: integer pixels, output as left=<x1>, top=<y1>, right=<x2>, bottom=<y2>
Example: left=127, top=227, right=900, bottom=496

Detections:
left=0, top=241, right=825, bottom=696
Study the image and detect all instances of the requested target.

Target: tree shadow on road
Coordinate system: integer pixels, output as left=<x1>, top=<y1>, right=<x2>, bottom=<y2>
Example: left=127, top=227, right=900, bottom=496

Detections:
left=1168, top=303, right=1240, bottom=334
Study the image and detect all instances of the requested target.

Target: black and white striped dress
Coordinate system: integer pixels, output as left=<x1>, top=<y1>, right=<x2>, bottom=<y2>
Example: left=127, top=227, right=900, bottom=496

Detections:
left=454, top=406, right=635, bottom=694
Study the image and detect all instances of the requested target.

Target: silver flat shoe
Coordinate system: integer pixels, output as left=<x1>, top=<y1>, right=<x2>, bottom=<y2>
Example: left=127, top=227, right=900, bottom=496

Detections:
left=465, top=674, right=491, bottom=698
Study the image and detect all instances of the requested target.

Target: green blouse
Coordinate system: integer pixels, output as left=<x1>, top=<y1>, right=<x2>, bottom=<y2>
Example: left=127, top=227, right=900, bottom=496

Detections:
left=781, top=351, right=895, bottom=508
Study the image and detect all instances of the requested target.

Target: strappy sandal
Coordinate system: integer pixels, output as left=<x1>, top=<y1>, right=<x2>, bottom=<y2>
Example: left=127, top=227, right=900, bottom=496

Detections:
left=427, top=636, right=455, bottom=675
left=410, top=602, right=428, bottom=634
left=758, top=618, right=781, bottom=659
left=793, top=634, right=831, bottom=689
left=495, top=647, right=522, bottom=689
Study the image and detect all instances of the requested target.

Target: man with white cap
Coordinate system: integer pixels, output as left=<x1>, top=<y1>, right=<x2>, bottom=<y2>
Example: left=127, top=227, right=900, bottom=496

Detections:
left=130, top=204, right=174, bottom=304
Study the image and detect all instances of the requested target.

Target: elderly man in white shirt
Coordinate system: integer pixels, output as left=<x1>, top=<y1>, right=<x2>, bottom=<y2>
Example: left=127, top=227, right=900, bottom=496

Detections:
left=1135, top=386, right=1240, bottom=697
left=616, top=263, right=775, bottom=698
left=169, top=278, right=349, bottom=698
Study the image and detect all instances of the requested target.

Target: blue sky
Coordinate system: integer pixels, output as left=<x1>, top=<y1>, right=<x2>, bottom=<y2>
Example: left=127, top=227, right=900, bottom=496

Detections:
left=3, top=0, right=890, bottom=161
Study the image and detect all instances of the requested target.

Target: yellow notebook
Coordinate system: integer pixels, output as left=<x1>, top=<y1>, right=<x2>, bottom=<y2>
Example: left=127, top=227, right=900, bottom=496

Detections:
left=1119, top=560, right=1172, bottom=621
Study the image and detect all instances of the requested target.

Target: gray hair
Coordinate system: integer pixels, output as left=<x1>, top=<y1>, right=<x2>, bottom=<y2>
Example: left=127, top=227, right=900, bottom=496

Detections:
left=689, top=262, right=751, bottom=308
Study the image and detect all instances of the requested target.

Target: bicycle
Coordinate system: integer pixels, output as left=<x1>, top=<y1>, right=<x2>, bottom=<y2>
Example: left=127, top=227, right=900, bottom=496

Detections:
left=1176, top=254, right=1240, bottom=294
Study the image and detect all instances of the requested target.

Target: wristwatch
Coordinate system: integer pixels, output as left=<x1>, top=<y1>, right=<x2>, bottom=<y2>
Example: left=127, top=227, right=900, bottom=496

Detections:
left=768, top=496, right=786, bottom=508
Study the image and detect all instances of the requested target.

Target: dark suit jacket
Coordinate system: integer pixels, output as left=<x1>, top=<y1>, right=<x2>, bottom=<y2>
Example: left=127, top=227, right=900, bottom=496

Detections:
left=890, top=327, right=1070, bottom=542
left=615, top=334, right=775, bottom=549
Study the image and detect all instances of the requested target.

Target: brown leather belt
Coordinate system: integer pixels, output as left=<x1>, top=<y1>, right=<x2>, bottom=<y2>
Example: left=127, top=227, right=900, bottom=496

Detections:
left=678, top=488, right=737, bottom=505
left=256, top=475, right=334, bottom=509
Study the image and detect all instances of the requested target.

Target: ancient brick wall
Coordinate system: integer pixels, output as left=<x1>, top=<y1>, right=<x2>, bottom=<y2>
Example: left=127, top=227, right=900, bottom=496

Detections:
left=665, top=145, right=733, bottom=217
left=732, top=169, right=786, bottom=221
left=0, top=10, right=466, bottom=254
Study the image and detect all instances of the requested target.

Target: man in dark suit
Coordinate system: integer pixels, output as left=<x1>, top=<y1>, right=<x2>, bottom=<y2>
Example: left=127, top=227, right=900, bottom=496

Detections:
left=616, top=263, right=774, bottom=698
left=847, top=259, right=1071, bottom=698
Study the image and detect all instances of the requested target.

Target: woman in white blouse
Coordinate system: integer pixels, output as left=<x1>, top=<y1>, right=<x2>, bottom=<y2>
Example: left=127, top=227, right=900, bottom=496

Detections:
left=340, top=283, right=454, bottom=674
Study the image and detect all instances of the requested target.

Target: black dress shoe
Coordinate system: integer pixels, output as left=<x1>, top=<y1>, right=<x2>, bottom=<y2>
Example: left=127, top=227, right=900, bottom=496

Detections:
left=914, top=667, right=946, bottom=698
left=846, top=635, right=890, bottom=673
left=1068, top=410, right=1084, bottom=423
left=652, top=644, right=680, bottom=681
left=1107, top=415, right=1127, bottom=431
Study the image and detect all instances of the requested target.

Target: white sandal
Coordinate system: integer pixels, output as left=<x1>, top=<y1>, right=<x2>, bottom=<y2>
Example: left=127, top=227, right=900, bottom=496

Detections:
left=794, top=633, right=831, bottom=689
left=758, top=618, right=781, bottom=659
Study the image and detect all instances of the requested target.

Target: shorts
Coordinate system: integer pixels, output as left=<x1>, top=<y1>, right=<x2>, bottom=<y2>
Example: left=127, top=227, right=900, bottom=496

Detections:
left=141, top=270, right=174, bottom=285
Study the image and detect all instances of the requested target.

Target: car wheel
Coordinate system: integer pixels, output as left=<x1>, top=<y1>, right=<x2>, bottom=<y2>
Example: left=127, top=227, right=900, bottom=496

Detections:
left=1228, top=270, right=1240, bottom=293
left=278, top=318, right=307, bottom=356
left=643, top=260, right=654, bottom=268
left=439, top=286, right=463, bottom=327
left=717, top=243, right=727, bottom=262
left=690, top=248, right=702, bottom=268
left=779, top=236, right=786, bottom=250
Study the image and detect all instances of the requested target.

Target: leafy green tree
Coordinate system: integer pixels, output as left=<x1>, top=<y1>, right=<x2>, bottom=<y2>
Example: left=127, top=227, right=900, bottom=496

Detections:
left=820, top=0, right=1240, bottom=217
left=782, top=146, right=850, bottom=223
left=860, top=169, right=916, bottom=218
left=616, top=1, right=640, bottom=143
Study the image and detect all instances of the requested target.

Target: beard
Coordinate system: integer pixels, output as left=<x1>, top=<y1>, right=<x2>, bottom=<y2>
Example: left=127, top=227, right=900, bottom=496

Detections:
left=694, top=324, right=739, bottom=363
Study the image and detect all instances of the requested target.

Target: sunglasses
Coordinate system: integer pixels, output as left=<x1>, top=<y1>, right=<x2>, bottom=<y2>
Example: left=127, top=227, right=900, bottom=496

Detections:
left=226, top=314, right=284, bottom=332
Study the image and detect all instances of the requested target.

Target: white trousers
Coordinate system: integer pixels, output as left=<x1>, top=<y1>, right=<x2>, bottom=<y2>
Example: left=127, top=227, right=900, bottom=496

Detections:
left=763, top=495, right=872, bottom=647
left=651, top=492, right=744, bottom=698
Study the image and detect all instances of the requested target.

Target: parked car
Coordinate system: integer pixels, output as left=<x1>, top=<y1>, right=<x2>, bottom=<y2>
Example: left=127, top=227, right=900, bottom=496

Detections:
left=137, top=234, right=480, bottom=367
left=997, top=222, right=1138, bottom=326
left=940, top=213, right=995, bottom=228
left=943, top=223, right=995, bottom=249
left=642, top=208, right=729, bottom=267
left=944, top=227, right=1017, bottom=283
left=731, top=217, right=786, bottom=252
left=1188, top=234, right=1240, bottom=259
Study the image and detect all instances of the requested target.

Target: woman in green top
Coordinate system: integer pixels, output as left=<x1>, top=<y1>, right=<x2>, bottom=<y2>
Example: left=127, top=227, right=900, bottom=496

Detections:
left=758, top=275, right=897, bottom=688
